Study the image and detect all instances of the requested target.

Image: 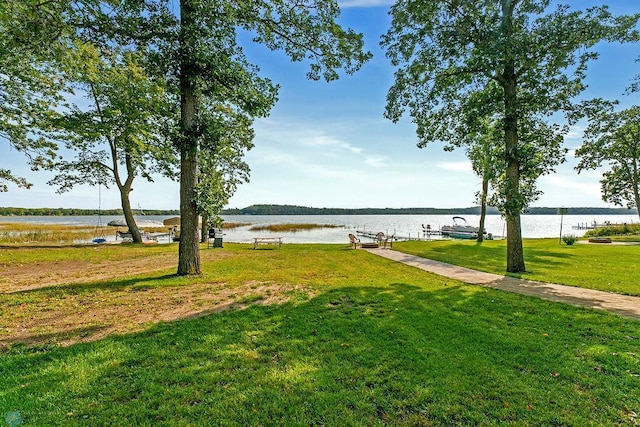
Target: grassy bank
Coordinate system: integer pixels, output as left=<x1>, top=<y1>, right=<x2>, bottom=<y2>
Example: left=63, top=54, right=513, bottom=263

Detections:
left=394, top=238, right=640, bottom=296
left=0, top=243, right=639, bottom=425
left=585, top=223, right=640, bottom=240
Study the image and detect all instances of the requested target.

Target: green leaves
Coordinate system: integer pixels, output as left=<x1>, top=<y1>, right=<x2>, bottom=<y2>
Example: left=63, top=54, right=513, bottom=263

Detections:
left=194, top=104, right=254, bottom=221
left=382, top=1, right=639, bottom=147
left=238, top=1, right=371, bottom=81
left=45, top=42, right=176, bottom=193
left=0, top=0, right=72, bottom=191
left=576, top=106, right=640, bottom=214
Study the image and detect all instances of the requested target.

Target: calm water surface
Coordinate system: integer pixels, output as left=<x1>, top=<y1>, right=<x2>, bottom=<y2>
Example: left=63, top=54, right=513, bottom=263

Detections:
left=1, top=214, right=637, bottom=244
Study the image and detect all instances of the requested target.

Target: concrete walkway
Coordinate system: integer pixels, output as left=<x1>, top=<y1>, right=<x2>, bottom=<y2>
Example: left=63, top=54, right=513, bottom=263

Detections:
left=365, top=248, right=640, bottom=320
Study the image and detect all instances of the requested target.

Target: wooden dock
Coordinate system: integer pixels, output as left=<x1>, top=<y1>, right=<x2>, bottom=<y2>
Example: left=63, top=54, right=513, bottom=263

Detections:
left=355, top=228, right=502, bottom=242
left=572, top=222, right=611, bottom=230
left=356, top=229, right=443, bottom=242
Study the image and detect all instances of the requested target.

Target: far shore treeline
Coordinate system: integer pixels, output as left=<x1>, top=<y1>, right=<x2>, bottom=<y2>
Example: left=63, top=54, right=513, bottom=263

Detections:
left=0, top=204, right=638, bottom=217
left=0, top=208, right=179, bottom=217
left=222, top=204, right=639, bottom=216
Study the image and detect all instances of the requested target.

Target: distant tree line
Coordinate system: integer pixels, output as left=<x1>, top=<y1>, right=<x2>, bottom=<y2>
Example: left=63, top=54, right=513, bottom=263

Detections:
left=2, top=205, right=636, bottom=217
left=222, top=204, right=638, bottom=216
left=0, top=207, right=179, bottom=216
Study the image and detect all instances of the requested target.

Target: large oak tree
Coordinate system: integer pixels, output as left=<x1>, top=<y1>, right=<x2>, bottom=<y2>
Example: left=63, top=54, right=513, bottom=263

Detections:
left=172, top=1, right=371, bottom=275
left=382, top=1, right=639, bottom=272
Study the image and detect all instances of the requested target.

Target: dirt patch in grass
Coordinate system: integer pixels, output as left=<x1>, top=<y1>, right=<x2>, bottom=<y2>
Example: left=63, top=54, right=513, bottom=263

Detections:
left=0, top=253, right=179, bottom=293
left=0, top=251, right=315, bottom=349
left=1, top=281, right=312, bottom=349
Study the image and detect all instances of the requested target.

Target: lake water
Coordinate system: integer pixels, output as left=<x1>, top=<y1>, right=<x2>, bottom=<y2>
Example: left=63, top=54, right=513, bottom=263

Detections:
left=1, top=214, right=637, bottom=244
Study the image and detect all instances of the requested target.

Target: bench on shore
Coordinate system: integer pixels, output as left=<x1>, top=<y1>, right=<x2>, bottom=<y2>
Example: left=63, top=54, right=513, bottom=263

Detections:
left=253, top=237, right=282, bottom=249
left=588, top=237, right=612, bottom=244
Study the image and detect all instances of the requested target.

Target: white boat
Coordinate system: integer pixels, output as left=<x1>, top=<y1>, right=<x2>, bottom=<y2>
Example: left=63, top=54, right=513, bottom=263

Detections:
left=440, top=216, right=483, bottom=239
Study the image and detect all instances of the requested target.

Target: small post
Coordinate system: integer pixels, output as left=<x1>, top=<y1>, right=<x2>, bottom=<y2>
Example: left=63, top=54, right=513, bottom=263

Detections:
left=558, top=207, right=568, bottom=245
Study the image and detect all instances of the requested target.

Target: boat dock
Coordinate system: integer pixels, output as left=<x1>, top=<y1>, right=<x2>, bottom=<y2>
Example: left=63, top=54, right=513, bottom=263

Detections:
left=356, top=228, right=445, bottom=242
left=355, top=227, right=500, bottom=242
left=572, top=221, right=611, bottom=230
left=356, top=218, right=501, bottom=242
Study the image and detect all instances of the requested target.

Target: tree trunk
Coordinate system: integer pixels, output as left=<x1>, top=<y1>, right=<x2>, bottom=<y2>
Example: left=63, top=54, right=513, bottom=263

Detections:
left=632, top=162, right=640, bottom=222
left=178, top=146, right=200, bottom=274
left=200, top=214, right=209, bottom=243
left=477, top=176, right=489, bottom=243
left=177, top=0, right=200, bottom=275
left=121, top=186, right=143, bottom=243
left=503, top=64, right=526, bottom=273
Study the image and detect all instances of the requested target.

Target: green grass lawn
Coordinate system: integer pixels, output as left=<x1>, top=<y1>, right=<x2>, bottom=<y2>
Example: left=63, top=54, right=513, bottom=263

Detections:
left=394, top=238, right=640, bottom=296
left=0, top=243, right=639, bottom=425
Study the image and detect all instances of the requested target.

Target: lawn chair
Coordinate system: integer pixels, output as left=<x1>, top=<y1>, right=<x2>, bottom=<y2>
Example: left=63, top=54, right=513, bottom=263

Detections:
left=375, top=232, right=394, bottom=248
left=349, top=233, right=361, bottom=249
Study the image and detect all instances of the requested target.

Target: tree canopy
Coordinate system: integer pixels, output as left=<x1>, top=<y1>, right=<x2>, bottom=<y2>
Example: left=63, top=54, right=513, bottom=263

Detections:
left=0, top=0, right=71, bottom=191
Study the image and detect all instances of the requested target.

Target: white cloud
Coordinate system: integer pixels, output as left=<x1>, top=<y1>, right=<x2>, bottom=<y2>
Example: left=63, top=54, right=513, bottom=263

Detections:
left=541, top=174, right=601, bottom=196
left=304, top=135, right=363, bottom=155
left=255, top=118, right=365, bottom=157
left=248, top=146, right=299, bottom=166
left=436, top=161, right=472, bottom=172
left=364, top=155, right=388, bottom=168
left=565, top=124, right=585, bottom=141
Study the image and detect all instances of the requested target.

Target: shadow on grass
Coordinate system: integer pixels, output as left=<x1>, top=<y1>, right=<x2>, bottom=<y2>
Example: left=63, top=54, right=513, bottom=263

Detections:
left=0, top=243, right=98, bottom=250
left=6, top=273, right=180, bottom=296
left=2, top=281, right=637, bottom=426
left=0, top=243, right=174, bottom=250
left=399, top=240, right=578, bottom=277
left=0, top=324, right=112, bottom=348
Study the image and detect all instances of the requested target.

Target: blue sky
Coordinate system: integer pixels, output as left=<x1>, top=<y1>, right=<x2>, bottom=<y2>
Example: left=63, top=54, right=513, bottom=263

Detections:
left=2, top=1, right=639, bottom=210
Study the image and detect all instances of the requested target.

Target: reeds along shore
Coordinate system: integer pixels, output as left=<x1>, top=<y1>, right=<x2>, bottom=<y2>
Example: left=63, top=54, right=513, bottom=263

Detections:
left=0, top=222, right=344, bottom=244
left=247, top=223, right=344, bottom=233
left=0, top=223, right=172, bottom=244
left=0, top=223, right=103, bottom=244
